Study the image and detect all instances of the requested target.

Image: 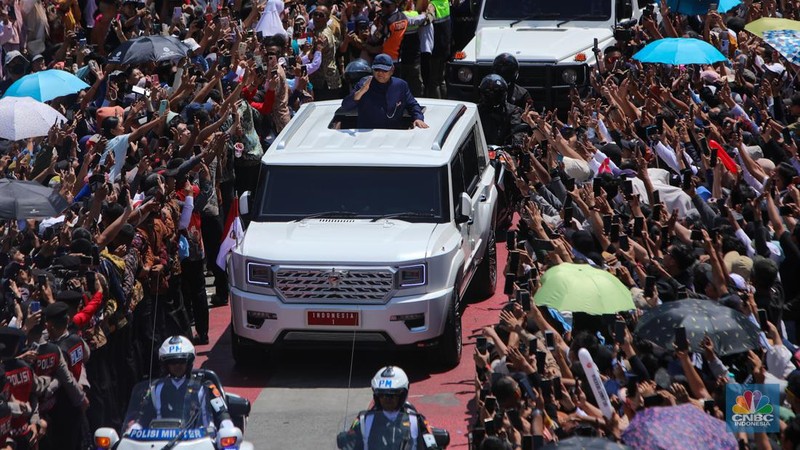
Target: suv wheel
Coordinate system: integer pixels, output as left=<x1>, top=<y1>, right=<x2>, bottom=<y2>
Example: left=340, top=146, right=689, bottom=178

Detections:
left=430, top=293, right=462, bottom=369
left=469, top=226, right=497, bottom=300
left=231, top=326, right=269, bottom=367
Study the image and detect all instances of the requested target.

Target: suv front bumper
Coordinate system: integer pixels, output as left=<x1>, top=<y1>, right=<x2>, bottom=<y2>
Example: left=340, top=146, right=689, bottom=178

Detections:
left=230, top=286, right=453, bottom=347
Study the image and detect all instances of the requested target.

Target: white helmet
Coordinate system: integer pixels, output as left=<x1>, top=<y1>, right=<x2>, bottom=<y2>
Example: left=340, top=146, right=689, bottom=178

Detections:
left=158, top=336, right=195, bottom=377
left=371, top=366, right=409, bottom=405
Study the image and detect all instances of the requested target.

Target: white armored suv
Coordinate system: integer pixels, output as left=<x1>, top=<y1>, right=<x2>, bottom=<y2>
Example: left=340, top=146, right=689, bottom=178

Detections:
left=227, top=99, right=498, bottom=368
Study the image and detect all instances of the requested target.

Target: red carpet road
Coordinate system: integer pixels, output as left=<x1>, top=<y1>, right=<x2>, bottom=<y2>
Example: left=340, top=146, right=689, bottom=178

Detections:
left=194, top=243, right=510, bottom=448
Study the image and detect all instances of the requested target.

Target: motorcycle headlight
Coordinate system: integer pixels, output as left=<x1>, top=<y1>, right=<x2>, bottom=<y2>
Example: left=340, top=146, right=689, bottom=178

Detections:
left=561, top=68, right=578, bottom=85
left=457, top=67, right=473, bottom=83
left=247, top=262, right=274, bottom=286
left=396, top=264, right=426, bottom=288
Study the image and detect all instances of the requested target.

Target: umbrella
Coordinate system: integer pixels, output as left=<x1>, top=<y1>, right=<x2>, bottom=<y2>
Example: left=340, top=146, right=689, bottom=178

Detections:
left=532, top=263, right=634, bottom=315
left=745, top=17, right=800, bottom=38
left=3, top=69, right=90, bottom=102
left=762, top=29, right=800, bottom=66
left=0, top=179, right=70, bottom=220
left=542, top=436, right=632, bottom=449
left=107, top=35, right=188, bottom=65
left=667, top=0, right=741, bottom=15
left=622, top=404, right=736, bottom=450
left=634, top=299, right=760, bottom=356
left=0, top=96, right=66, bottom=141
left=632, top=38, right=727, bottom=65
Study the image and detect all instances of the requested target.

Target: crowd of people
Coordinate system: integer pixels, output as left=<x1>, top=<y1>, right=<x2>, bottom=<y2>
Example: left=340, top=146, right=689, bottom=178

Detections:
left=0, top=0, right=456, bottom=446
left=468, top=1, right=800, bottom=449
left=0, top=0, right=799, bottom=447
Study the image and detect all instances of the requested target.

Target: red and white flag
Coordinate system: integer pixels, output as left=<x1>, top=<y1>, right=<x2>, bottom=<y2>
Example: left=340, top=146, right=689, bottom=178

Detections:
left=217, top=197, right=244, bottom=271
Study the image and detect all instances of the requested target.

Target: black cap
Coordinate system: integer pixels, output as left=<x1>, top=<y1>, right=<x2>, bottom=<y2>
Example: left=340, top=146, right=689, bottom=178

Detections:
left=55, top=291, right=83, bottom=306
left=53, top=255, right=81, bottom=270
left=164, top=158, right=185, bottom=178
left=787, top=370, right=800, bottom=398
left=2, top=262, right=26, bottom=280
left=44, top=301, right=70, bottom=321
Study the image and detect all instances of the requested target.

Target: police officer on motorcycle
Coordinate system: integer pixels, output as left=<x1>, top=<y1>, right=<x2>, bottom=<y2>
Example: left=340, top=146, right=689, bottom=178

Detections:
left=130, top=336, right=234, bottom=433
left=477, top=74, right=528, bottom=147
left=338, top=366, right=440, bottom=450
left=492, top=53, right=532, bottom=109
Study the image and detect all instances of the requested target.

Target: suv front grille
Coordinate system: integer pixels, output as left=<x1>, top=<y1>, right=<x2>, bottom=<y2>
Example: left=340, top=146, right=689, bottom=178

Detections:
left=275, top=268, right=394, bottom=303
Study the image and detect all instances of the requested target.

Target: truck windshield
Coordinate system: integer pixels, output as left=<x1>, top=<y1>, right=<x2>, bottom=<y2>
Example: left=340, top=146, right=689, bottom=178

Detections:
left=254, top=165, right=449, bottom=223
left=483, top=0, right=610, bottom=21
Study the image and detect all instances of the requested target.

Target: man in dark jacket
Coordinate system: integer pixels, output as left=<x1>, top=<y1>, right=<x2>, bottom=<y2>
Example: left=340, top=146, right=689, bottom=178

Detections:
left=340, top=54, right=428, bottom=130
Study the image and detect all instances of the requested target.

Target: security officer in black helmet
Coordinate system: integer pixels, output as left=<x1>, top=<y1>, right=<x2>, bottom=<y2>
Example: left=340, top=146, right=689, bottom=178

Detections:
left=492, top=53, right=532, bottom=109
left=477, top=74, right=527, bottom=147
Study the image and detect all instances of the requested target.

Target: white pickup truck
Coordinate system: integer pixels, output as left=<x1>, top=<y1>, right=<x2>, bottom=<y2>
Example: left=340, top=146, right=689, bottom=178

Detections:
left=227, top=99, right=498, bottom=369
left=447, top=0, right=646, bottom=108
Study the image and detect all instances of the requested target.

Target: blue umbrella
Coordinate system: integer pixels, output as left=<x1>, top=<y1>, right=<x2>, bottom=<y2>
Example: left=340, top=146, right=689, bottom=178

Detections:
left=667, top=0, right=741, bottom=15
left=3, top=69, right=90, bottom=102
left=632, top=38, right=727, bottom=65
left=763, top=29, right=800, bottom=66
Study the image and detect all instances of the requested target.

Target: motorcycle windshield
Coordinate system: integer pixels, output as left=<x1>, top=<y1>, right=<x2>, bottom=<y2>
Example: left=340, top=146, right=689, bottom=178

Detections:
left=122, top=380, right=214, bottom=441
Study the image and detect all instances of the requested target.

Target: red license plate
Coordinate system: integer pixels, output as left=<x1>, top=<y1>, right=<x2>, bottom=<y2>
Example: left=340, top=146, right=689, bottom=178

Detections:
left=307, top=311, right=359, bottom=326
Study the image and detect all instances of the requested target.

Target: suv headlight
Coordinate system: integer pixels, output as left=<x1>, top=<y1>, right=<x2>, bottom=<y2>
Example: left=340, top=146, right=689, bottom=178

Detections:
left=396, top=264, right=426, bottom=288
left=247, top=262, right=274, bottom=286
left=561, top=68, right=578, bottom=85
left=457, top=67, right=473, bottom=83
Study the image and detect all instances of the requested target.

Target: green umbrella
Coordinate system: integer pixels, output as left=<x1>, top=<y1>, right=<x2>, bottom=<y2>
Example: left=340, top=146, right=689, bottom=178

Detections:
left=745, top=17, right=800, bottom=37
left=533, top=263, right=634, bottom=315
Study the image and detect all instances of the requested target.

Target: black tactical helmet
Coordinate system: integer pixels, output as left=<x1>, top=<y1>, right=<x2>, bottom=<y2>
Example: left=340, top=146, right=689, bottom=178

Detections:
left=492, top=53, right=519, bottom=84
left=479, top=74, right=508, bottom=107
left=344, top=58, right=373, bottom=86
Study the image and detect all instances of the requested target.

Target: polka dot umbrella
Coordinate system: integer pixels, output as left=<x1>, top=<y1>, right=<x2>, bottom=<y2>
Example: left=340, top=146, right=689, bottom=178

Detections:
left=634, top=299, right=760, bottom=357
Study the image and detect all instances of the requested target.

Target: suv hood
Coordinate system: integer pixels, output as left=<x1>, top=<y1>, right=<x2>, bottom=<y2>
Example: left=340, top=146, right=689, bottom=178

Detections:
left=475, top=26, right=613, bottom=63
left=239, top=220, right=439, bottom=264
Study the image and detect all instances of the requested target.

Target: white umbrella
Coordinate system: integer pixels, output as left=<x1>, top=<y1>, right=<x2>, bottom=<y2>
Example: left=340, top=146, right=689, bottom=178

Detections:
left=0, top=96, right=66, bottom=141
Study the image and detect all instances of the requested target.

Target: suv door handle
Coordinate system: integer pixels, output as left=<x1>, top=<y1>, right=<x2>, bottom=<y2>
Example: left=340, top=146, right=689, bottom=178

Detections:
left=479, top=194, right=487, bottom=202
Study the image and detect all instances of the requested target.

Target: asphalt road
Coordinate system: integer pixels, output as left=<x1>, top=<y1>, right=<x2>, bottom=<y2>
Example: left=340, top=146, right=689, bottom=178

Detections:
left=194, top=242, right=510, bottom=449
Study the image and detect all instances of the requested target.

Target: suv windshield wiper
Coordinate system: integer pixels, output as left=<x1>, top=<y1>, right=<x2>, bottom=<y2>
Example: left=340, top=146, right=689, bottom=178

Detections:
left=292, top=211, right=360, bottom=222
left=556, top=14, right=608, bottom=27
left=510, top=13, right=560, bottom=27
left=370, top=212, right=436, bottom=222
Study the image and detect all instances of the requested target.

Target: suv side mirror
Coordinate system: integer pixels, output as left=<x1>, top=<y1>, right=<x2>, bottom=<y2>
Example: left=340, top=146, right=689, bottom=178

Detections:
left=616, top=0, right=633, bottom=21
left=456, top=192, right=472, bottom=224
left=240, top=191, right=251, bottom=217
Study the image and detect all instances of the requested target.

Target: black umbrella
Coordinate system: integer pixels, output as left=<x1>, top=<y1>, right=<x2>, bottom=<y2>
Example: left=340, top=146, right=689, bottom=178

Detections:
left=634, top=299, right=761, bottom=356
left=0, top=178, right=70, bottom=220
left=542, top=436, right=632, bottom=449
left=107, top=36, right=188, bottom=65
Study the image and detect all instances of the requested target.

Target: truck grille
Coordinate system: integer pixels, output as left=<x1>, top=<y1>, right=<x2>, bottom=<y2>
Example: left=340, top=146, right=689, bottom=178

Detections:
left=275, top=268, right=395, bottom=303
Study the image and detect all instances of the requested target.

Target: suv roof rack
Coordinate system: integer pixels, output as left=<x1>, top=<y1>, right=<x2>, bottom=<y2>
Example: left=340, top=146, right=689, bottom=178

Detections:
left=431, top=103, right=467, bottom=151
left=276, top=103, right=318, bottom=150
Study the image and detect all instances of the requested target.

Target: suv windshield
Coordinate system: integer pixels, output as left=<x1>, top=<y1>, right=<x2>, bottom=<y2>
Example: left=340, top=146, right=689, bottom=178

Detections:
left=484, top=0, right=610, bottom=21
left=254, top=165, right=449, bottom=223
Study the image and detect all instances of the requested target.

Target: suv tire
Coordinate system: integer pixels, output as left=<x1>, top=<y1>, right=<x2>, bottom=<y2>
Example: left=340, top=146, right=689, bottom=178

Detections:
left=469, top=226, right=497, bottom=300
left=429, top=292, right=462, bottom=369
left=231, top=326, right=269, bottom=367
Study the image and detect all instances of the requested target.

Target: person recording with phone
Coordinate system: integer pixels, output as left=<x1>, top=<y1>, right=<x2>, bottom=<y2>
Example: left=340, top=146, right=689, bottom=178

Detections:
left=340, top=53, right=428, bottom=129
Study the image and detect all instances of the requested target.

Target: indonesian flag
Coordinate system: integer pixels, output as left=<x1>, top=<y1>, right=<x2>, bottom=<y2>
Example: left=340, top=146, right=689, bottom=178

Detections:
left=708, top=139, right=739, bottom=175
left=598, top=157, right=613, bottom=175
left=216, top=197, right=244, bottom=271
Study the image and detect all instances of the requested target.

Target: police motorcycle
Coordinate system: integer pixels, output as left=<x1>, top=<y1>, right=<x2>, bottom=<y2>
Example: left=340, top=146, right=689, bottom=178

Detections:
left=337, top=367, right=451, bottom=450
left=94, top=335, right=252, bottom=450
left=94, top=371, right=252, bottom=450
